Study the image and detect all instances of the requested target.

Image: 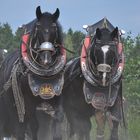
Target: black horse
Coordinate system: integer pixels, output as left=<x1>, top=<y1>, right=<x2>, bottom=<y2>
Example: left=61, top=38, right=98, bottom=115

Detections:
left=0, top=6, right=65, bottom=140
left=63, top=18, right=125, bottom=140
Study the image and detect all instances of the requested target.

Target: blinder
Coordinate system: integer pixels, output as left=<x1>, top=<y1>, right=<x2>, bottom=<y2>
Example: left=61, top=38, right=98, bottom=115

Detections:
left=94, top=39, right=118, bottom=54
left=95, top=39, right=118, bottom=46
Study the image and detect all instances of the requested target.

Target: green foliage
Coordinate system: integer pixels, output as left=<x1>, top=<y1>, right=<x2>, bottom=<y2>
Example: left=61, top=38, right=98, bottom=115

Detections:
left=0, top=23, right=14, bottom=51
left=72, top=31, right=85, bottom=56
left=126, top=112, right=140, bottom=140
left=64, top=30, right=74, bottom=59
left=64, top=28, right=85, bottom=59
left=13, top=27, right=23, bottom=50
left=0, top=23, right=23, bottom=52
left=123, top=33, right=140, bottom=114
left=123, top=33, right=140, bottom=139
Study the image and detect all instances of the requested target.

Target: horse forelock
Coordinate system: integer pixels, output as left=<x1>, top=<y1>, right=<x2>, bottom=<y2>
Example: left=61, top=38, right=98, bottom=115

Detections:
left=100, top=28, right=112, bottom=42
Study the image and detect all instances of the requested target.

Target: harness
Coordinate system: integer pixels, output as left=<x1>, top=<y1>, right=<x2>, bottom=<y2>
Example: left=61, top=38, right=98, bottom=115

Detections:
left=21, top=32, right=66, bottom=76
left=0, top=58, right=25, bottom=122
left=11, top=60, right=25, bottom=122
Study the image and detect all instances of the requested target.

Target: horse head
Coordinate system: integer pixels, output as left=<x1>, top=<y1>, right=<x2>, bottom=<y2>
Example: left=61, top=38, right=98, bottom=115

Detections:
left=89, top=27, right=119, bottom=86
left=30, top=6, right=62, bottom=67
left=20, top=6, right=66, bottom=99
left=21, top=6, right=65, bottom=76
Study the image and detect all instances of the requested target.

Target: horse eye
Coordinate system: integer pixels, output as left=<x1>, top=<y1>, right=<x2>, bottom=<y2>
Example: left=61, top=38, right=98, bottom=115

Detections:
left=87, top=94, right=91, bottom=99
left=52, top=23, right=57, bottom=27
left=36, top=22, right=41, bottom=26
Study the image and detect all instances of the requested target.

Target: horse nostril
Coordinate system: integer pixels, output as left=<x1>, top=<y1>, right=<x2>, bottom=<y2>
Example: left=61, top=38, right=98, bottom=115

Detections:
left=44, top=57, right=52, bottom=65
left=44, top=60, right=48, bottom=65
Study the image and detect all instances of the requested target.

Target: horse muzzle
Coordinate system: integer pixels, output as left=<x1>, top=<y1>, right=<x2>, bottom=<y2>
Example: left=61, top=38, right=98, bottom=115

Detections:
left=38, top=42, right=56, bottom=66
left=97, top=64, right=111, bottom=73
left=97, top=64, right=111, bottom=86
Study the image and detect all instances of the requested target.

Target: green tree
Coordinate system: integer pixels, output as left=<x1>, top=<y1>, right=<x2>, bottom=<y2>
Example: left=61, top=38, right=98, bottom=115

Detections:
left=72, top=31, right=85, bottom=56
left=123, top=34, right=140, bottom=113
left=64, top=31, right=74, bottom=59
left=0, top=23, right=14, bottom=51
left=13, top=27, right=23, bottom=49
left=123, top=33, right=140, bottom=140
left=67, top=28, right=73, bottom=36
left=64, top=28, right=85, bottom=59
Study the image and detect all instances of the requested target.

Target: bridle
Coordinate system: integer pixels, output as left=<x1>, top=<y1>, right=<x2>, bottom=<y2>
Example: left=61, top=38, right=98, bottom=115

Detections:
left=91, top=39, right=118, bottom=70
left=26, top=21, right=61, bottom=68
left=21, top=20, right=66, bottom=76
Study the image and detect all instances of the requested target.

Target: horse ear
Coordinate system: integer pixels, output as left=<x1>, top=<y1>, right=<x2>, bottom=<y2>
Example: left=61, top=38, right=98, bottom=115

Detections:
left=52, top=8, right=60, bottom=21
left=96, top=28, right=102, bottom=40
left=111, top=27, right=118, bottom=40
left=36, top=6, right=42, bottom=20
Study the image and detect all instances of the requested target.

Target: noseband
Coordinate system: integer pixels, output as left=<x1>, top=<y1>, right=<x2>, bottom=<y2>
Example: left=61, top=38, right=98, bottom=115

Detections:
left=29, top=22, right=59, bottom=61
left=81, top=36, right=124, bottom=86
